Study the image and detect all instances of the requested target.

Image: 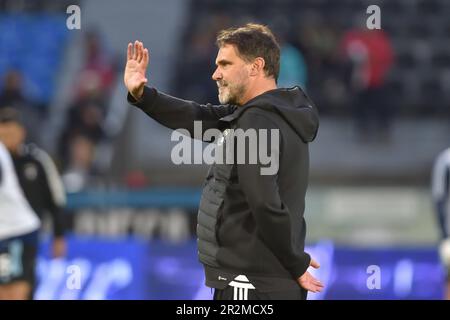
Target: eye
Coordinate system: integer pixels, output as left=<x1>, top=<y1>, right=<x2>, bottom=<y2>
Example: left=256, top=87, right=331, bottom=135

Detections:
left=218, top=61, right=231, bottom=68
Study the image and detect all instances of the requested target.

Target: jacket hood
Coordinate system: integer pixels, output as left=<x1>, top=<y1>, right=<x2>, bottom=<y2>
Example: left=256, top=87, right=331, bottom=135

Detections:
left=220, top=86, right=319, bottom=142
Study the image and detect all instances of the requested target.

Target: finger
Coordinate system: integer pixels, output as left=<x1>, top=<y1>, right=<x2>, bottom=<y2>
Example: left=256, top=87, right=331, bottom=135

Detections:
left=309, top=275, right=324, bottom=287
left=313, top=280, right=324, bottom=288
left=302, top=277, right=323, bottom=289
left=133, top=40, right=139, bottom=60
left=143, top=48, right=149, bottom=66
left=139, top=42, right=145, bottom=62
left=137, top=41, right=142, bottom=61
left=137, top=41, right=143, bottom=62
left=310, top=258, right=320, bottom=269
left=307, top=286, right=318, bottom=293
left=139, top=42, right=144, bottom=62
left=309, top=283, right=323, bottom=293
left=138, top=78, right=148, bottom=88
left=127, top=43, right=132, bottom=60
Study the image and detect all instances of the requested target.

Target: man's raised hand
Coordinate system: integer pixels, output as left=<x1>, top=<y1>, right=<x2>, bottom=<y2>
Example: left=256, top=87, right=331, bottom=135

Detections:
left=124, top=40, right=149, bottom=101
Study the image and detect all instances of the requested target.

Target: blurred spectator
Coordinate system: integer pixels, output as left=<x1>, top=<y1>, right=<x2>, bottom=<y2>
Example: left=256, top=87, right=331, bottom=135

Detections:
left=0, top=71, right=41, bottom=144
left=297, top=17, right=340, bottom=73
left=177, top=30, right=217, bottom=102
left=173, top=0, right=449, bottom=119
left=341, top=28, right=394, bottom=142
left=431, top=147, right=450, bottom=300
left=58, top=30, right=118, bottom=190
left=61, top=134, right=98, bottom=193
left=58, top=95, right=106, bottom=165
left=278, top=37, right=308, bottom=88
left=0, top=107, right=67, bottom=300
left=0, top=71, right=27, bottom=108
left=76, top=30, right=117, bottom=100
left=174, top=14, right=231, bottom=103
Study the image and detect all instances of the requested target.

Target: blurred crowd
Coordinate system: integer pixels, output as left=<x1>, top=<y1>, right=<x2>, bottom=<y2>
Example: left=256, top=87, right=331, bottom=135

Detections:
left=57, top=31, right=118, bottom=192
left=0, top=27, right=119, bottom=192
left=1, top=0, right=450, bottom=191
left=173, top=12, right=396, bottom=142
left=174, top=0, right=450, bottom=142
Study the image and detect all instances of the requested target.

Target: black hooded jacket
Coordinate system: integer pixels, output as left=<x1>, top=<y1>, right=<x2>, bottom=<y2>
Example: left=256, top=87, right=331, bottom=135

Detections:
left=128, top=86, right=319, bottom=292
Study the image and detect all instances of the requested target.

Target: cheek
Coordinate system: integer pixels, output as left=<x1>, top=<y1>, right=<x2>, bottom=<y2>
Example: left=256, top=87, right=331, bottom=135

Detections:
left=236, top=67, right=250, bottom=82
left=225, top=69, right=243, bottom=85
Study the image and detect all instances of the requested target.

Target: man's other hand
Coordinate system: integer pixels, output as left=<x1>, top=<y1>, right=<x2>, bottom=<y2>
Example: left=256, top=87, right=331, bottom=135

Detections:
left=297, top=258, right=324, bottom=293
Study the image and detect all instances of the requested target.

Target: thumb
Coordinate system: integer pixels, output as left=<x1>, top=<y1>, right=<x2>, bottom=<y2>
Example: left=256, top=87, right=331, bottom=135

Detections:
left=139, top=78, right=148, bottom=87
left=310, top=258, right=320, bottom=269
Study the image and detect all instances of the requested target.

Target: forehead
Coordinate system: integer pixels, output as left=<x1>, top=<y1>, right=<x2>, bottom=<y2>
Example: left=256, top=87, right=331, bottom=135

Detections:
left=0, top=122, right=21, bottom=131
left=215, top=44, right=244, bottom=63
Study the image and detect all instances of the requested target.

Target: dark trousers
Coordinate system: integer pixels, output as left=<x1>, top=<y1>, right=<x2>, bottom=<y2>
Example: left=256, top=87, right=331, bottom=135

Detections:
left=214, top=286, right=308, bottom=300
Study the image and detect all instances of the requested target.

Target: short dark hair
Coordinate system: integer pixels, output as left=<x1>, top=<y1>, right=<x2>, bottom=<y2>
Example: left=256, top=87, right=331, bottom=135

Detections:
left=0, top=107, right=22, bottom=124
left=216, top=23, right=280, bottom=81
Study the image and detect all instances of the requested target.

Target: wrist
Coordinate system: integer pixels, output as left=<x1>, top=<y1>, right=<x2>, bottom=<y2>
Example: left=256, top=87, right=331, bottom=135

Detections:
left=131, top=87, right=144, bottom=101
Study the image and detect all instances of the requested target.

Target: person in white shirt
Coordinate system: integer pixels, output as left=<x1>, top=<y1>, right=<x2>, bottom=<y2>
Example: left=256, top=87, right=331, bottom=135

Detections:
left=0, top=140, right=40, bottom=299
left=432, top=148, right=450, bottom=300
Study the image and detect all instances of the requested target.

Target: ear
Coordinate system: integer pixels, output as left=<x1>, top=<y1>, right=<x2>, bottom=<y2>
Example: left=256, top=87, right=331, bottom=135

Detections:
left=249, top=57, right=265, bottom=76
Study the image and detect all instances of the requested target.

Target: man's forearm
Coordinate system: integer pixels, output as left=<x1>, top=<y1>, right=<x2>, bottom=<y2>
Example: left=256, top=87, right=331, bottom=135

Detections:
left=128, top=86, right=235, bottom=138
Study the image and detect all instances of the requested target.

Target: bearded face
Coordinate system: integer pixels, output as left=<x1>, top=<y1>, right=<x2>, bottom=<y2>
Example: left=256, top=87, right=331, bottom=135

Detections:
left=212, top=44, right=250, bottom=106
left=216, top=75, right=248, bottom=105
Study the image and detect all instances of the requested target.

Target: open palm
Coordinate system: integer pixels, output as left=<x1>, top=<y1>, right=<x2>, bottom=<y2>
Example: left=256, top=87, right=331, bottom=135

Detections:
left=124, top=40, right=149, bottom=100
left=297, top=258, right=324, bottom=293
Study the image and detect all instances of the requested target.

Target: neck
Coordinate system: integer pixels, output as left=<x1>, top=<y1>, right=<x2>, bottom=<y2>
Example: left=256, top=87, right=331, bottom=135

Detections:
left=239, top=78, right=277, bottom=105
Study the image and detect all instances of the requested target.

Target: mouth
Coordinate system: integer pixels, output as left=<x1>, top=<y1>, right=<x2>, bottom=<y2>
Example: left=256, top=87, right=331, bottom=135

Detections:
left=217, top=82, right=227, bottom=89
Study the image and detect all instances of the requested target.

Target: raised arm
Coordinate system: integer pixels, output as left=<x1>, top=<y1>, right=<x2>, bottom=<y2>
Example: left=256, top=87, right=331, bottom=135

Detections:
left=124, top=41, right=235, bottom=138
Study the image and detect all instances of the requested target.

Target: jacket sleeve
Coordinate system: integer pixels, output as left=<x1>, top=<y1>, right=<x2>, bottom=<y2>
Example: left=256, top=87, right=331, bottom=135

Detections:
left=34, top=148, right=66, bottom=237
left=236, top=110, right=311, bottom=280
left=127, top=86, right=235, bottom=140
left=432, top=154, right=450, bottom=239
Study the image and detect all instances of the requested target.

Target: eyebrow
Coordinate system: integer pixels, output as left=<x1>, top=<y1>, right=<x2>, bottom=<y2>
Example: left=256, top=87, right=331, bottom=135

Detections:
left=216, top=59, right=232, bottom=66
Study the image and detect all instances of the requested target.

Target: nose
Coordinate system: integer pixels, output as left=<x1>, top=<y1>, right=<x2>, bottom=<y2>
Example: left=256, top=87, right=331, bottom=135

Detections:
left=212, top=67, right=221, bottom=81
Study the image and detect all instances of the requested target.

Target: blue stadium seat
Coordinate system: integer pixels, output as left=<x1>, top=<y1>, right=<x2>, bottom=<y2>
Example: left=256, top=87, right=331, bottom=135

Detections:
left=0, top=13, right=69, bottom=104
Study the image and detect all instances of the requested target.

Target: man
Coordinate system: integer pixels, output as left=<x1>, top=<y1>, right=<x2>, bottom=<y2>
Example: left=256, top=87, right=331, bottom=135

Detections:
left=0, top=108, right=67, bottom=299
left=0, top=139, right=40, bottom=300
left=0, top=71, right=41, bottom=144
left=432, top=148, right=450, bottom=300
left=340, top=27, right=394, bottom=142
left=125, top=24, right=322, bottom=300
